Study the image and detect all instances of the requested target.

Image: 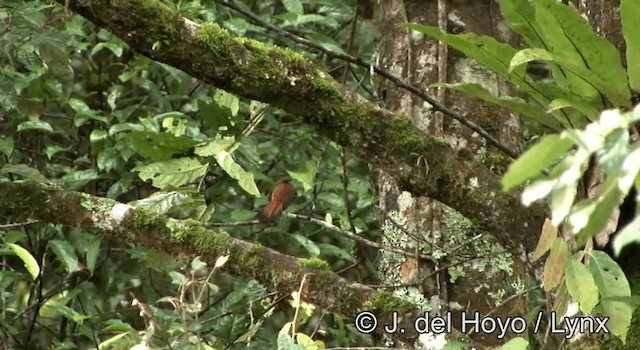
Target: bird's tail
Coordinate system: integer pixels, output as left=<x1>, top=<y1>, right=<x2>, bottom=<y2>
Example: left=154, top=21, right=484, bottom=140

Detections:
left=257, top=201, right=283, bottom=223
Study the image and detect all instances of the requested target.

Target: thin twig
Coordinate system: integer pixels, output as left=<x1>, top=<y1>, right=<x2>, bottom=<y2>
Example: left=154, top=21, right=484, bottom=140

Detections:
left=216, top=0, right=519, bottom=159
left=287, top=213, right=436, bottom=263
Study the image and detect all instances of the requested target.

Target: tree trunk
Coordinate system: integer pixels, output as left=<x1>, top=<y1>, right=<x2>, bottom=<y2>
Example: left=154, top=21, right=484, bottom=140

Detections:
left=373, top=0, right=528, bottom=347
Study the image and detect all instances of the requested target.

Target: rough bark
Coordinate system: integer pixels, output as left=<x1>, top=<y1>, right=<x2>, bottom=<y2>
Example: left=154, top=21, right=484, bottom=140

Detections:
left=51, top=0, right=546, bottom=255
left=0, top=181, right=484, bottom=346
left=374, top=1, right=529, bottom=348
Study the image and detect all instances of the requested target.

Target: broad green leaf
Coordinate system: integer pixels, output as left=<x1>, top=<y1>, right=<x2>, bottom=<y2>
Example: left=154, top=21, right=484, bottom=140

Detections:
left=49, top=239, right=78, bottom=275
left=288, top=160, right=317, bottom=193
left=130, top=189, right=200, bottom=214
left=277, top=333, right=305, bottom=350
left=405, top=24, right=526, bottom=86
left=68, top=98, right=90, bottom=113
left=281, top=0, right=303, bottom=15
left=588, top=250, right=633, bottom=342
left=0, top=164, right=47, bottom=181
left=213, top=89, right=239, bottom=118
left=622, top=0, right=640, bottom=91
left=195, top=137, right=238, bottom=156
left=432, top=82, right=561, bottom=130
left=133, top=157, right=208, bottom=189
left=291, top=234, right=320, bottom=257
left=565, top=256, right=598, bottom=313
left=41, top=300, right=89, bottom=322
left=91, top=42, right=123, bottom=57
left=109, top=122, right=144, bottom=135
left=498, top=0, right=544, bottom=48
left=535, top=1, right=630, bottom=106
left=17, top=120, right=53, bottom=133
left=90, top=129, right=108, bottom=143
left=543, top=238, right=568, bottom=292
left=443, top=341, right=467, bottom=350
left=318, top=243, right=353, bottom=260
left=127, top=131, right=199, bottom=161
left=525, top=80, right=598, bottom=127
left=547, top=98, right=599, bottom=118
left=500, top=337, right=529, bottom=350
left=60, top=169, right=103, bottom=190
left=0, top=137, right=14, bottom=157
left=6, top=243, right=40, bottom=280
left=213, top=150, right=260, bottom=197
left=511, top=48, right=629, bottom=107
left=502, top=134, right=573, bottom=190
left=575, top=182, right=624, bottom=246
left=98, top=332, right=133, bottom=350
left=85, top=235, right=102, bottom=274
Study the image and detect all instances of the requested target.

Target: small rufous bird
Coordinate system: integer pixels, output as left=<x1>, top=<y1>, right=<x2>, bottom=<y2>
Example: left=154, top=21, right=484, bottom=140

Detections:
left=257, top=178, right=296, bottom=223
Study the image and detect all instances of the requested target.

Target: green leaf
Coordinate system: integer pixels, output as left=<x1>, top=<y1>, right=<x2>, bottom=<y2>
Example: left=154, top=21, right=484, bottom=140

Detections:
left=291, top=234, right=320, bottom=257
left=6, top=243, right=40, bottom=280
left=406, top=24, right=526, bottom=86
left=534, top=1, right=630, bottom=106
left=622, top=0, right=640, bottom=91
left=502, top=134, right=574, bottom=190
left=210, top=149, right=260, bottom=197
left=588, top=250, right=633, bottom=342
left=195, top=137, right=238, bottom=156
left=565, top=256, right=598, bottom=313
left=511, top=48, right=629, bottom=107
left=49, top=239, right=78, bottom=275
left=213, top=89, right=239, bottom=118
left=130, top=189, right=207, bottom=220
left=319, top=243, right=353, bottom=260
left=432, top=83, right=562, bottom=130
left=85, top=235, right=102, bottom=274
left=281, top=0, right=303, bottom=15
left=91, top=42, right=123, bottom=57
left=498, top=0, right=544, bottom=48
left=500, top=337, right=529, bottom=350
left=0, top=137, right=15, bottom=157
left=41, top=302, right=89, bottom=323
left=17, top=120, right=53, bottom=133
left=127, top=131, right=199, bottom=161
left=0, top=164, right=47, bottom=181
left=288, top=160, right=318, bottom=193
left=68, top=98, right=90, bottom=113
left=575, top=181, right=624, bottom=246
left=60, top=169, right=103, bottom=190
left=547, top=98, right=599, bottom=118
left=133, top=157, right=208, bottom=189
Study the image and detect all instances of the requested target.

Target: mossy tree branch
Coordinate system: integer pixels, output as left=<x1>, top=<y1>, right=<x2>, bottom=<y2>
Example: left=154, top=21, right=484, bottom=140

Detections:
left=0, top=181, right=481, bottom=346
left=51, top=0, right=544, bottom=252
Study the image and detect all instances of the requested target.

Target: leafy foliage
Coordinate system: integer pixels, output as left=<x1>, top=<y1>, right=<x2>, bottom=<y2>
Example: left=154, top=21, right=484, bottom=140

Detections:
left=408, top=0, right=633, bottom=134
left=0, top=0, right=377, bottom=348
left=410, top=0, right=640, bottom=346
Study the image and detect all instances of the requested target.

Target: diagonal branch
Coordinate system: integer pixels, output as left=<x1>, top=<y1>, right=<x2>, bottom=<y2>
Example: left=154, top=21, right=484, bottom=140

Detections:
left=52, top=0, right=544, bottom=252
left=215, top=0, right=518, bottom=159
left=0, top=181, right=479, bottom=347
